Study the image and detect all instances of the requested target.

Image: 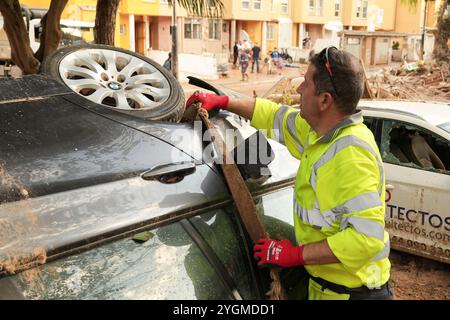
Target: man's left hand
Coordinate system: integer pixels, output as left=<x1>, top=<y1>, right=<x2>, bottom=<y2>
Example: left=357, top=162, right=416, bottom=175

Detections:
left=253, top=238, right=305, bottom=268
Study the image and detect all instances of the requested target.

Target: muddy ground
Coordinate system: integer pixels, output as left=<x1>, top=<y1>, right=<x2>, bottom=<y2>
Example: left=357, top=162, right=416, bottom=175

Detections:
left=390, top=250, right=450, bottom=300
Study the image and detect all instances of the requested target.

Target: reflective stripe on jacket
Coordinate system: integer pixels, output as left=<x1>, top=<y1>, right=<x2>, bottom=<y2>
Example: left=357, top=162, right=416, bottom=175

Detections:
left=251, top=98, right=391, bottom=289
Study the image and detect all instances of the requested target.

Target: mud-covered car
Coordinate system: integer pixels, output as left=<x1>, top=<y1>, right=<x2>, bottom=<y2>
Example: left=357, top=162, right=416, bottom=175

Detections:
left=0, top=45, right=303, bottom=300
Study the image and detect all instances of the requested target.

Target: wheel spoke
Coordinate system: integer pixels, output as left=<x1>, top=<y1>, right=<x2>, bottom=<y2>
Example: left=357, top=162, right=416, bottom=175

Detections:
left=88, top=88, right=111, bottom=104
left=127, top=91, right=158, bottom=108
left=113, top=92, right=131, bottom=109
left=73, top=51, right=106, bottom=74
left=60, top=63, right=100, bottom=81
left=65, top=78, right=102, bottom=89
left=102, top=51, right=118, bottom=73
left=134, top=84, right=170, bottom=100
left=128, top=73, right=165, bottom=86
left=120, top=57, right=144, bottom=77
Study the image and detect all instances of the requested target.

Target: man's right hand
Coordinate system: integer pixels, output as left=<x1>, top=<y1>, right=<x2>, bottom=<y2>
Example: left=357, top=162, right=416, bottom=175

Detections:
left=185, top=91, right=229, bottom=112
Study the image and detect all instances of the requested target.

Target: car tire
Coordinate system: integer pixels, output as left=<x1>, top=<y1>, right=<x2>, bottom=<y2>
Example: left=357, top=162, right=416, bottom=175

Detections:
left=40, top=44, right=185, bottom=122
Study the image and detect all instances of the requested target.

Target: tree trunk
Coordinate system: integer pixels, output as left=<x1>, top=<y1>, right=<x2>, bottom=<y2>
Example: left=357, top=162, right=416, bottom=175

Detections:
left=34, top=0, right=69, bottom=63
left=433, top=0, right=450, bottom=65
left=94, top=0, right=121, bottom=45
left=0, top=0, right=39, bottom=74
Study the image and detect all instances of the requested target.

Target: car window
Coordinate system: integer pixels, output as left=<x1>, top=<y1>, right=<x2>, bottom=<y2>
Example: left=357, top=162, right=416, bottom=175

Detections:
left=3, top=219, right=235, bottom=300
left=380, top=119, right=450, bottom=174
left=257, top=188, right=296, bottom=242
left=255, top=187, right=308, bottom=300
left=363, top=116, right=374, bottom=131
left=363, top=116, right=381, bottom=148
left=187, top=208, right=259, bottom=300
left=437, top=121, right=450, bottom=134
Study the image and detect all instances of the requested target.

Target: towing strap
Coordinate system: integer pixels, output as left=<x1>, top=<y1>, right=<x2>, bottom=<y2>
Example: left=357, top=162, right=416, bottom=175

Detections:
left=182, top=103, right=286, bottom=300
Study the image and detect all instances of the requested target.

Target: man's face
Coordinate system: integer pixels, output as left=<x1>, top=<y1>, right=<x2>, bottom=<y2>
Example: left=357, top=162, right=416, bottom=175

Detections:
left=296, top=64, right=320, bottom=124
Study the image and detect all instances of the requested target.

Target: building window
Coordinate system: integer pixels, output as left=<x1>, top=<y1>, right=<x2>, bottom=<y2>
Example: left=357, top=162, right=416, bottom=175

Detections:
left=120, top=24, right=126, bottom=35
left=208, top=19, right=220, bottom=40
left=242, top=0, right=250, bottom=9
left=316, top=0, right=323, bottom=16
left=335, top=0, right=341, bottom=17
left=347, top=37, right=360, bottom=45
left=267, top=23, right=275, bottom=40
left=271, top=0, right=275, bottom=11
left=281, top=0, right=288, bottom=13
left=362, top=0, right=368, bottom=18
left=254, top=0, right=262, bottom=10
left=356, top=0, right=368, bottom=18
left=308, top=0, right=314, bottom=15
left=184, top=18, right=202, bottom=39
left=308, top=0, right=323, bottom=16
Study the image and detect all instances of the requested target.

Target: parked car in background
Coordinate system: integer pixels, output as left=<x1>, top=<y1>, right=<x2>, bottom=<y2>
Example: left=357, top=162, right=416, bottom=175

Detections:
left=360, top=100, right=450, bottom=264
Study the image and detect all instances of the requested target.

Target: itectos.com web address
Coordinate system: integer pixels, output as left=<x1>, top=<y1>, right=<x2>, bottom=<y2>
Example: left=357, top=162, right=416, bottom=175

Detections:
left=386, top=219, right=450, bottom=242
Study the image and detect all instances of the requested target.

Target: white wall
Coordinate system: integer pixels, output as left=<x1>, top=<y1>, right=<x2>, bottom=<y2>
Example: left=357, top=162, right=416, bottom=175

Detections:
left=147, top=50, right=219, bottom=82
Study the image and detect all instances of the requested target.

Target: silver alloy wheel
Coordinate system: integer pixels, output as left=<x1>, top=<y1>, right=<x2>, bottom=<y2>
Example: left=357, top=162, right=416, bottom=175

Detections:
left=58, top=48, right=171, bottom=110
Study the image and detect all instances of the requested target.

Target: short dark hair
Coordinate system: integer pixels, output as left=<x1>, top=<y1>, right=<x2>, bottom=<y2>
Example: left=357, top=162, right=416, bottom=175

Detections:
left=309, top=47, right=364, bottom=114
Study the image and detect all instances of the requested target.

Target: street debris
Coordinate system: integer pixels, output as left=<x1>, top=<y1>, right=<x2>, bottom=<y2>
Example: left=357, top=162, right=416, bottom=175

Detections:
left=366, top=61, right=450, bottom=101
left=263, top=61, right=450, bottom=105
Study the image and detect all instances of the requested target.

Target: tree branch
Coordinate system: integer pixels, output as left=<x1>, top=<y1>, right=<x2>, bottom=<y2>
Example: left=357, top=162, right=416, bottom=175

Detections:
left=0, top=0, right=39, bottom=74
left=34, top=0, right=69, bottom=62
left=94, top=0, right=120, bottom=45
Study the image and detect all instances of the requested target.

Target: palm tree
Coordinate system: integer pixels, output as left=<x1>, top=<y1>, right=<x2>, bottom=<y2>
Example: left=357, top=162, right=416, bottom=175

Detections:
left=432, top=0, right=450, bottom=64
left=167, top=0, right=225, bottom=78
left=169, top=0, right=224, bottom=17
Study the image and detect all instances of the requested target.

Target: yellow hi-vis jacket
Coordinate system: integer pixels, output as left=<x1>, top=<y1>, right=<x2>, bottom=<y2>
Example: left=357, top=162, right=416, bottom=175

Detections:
left=251, top=98, right=391, bottom=289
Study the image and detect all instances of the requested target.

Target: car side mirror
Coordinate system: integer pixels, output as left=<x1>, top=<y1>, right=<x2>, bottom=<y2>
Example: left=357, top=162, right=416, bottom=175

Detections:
left=232, top=130, right=275, bottom=182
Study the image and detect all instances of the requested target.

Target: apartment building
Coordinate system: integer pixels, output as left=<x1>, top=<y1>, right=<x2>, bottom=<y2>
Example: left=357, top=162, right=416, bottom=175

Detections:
left=18, top=0, right=445, bottom=64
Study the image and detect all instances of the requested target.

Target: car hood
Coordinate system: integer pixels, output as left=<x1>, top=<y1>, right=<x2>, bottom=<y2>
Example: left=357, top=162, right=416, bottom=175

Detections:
left=0, top=76, right=195, bottom=203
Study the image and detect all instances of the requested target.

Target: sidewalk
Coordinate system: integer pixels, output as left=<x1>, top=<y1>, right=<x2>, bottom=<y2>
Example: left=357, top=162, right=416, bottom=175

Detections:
left=181, top=62, right=305, bottom=98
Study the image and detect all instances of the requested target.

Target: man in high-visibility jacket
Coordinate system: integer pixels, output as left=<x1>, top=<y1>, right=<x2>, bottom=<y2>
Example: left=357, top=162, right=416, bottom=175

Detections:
left=185, top=47, right=392, bottom=300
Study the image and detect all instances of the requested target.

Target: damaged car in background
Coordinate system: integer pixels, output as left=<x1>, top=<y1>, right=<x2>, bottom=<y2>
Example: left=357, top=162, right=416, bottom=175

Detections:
left=359, top=100, right=450, bottom=264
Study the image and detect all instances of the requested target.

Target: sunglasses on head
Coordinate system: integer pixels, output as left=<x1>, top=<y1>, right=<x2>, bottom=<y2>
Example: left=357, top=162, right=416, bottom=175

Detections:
left=318, top=46, right=338, bottom=94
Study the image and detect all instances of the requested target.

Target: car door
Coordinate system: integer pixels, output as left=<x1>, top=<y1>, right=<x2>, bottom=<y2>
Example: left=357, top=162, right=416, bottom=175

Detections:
left=365, top=116, right=450, bottom=264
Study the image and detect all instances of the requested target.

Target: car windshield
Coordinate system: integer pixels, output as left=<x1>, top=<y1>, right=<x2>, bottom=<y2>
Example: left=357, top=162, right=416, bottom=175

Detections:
left=437, top=121, right=450, bottom=134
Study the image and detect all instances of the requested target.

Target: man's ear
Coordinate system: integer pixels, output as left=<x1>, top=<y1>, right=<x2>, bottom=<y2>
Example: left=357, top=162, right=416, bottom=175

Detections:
left=318, top=92, right=334, bottom=112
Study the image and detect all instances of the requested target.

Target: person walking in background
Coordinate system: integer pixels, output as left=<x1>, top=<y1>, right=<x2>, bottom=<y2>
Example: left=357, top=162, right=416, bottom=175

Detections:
left=163, top=52, right=172, bottom=71
left=251, top=42, right=261, bottom=73
left=233, top=42, right=239, bottom=68
left=239, top=49, right=250, bottom=81
left=270, top=47, right=280, bottom=70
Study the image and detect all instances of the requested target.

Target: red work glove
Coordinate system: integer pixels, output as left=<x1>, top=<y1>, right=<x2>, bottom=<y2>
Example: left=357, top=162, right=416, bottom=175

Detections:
left=185, top=91, right=229, bottom=112
left=253, top=238, right=305, bottom=268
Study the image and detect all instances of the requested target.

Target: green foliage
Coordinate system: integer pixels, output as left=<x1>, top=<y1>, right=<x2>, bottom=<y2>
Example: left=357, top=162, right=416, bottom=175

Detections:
left=400, top=0, right=419, bottom=8
left=168, top=0, right=224, bottom=17
left=132, top=231, right=155, bottom=243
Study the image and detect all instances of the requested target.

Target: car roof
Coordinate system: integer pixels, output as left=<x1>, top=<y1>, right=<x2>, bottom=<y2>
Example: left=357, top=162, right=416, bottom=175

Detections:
left=358, top=99, right=450, bottom=127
